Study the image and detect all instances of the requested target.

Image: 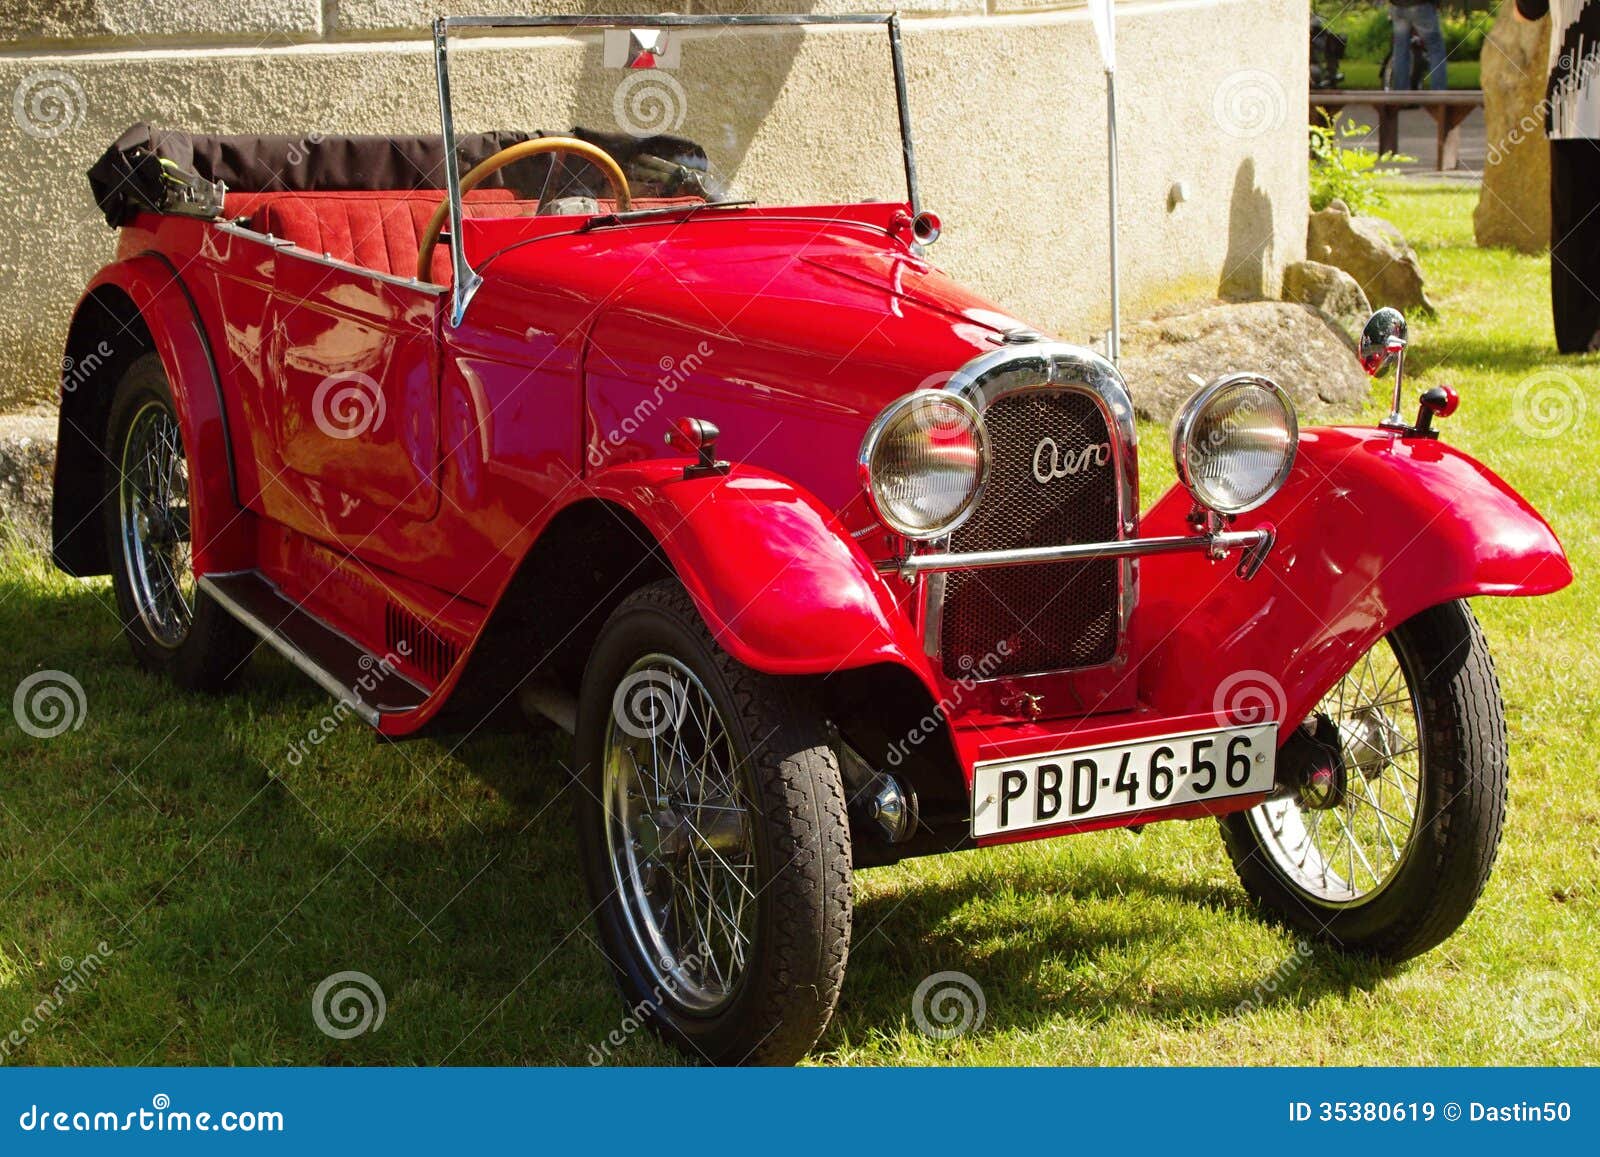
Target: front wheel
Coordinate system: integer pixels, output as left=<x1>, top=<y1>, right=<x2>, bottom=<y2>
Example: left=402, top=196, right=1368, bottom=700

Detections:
left=574, top=580, right=852, bottom=1065
left=1220, top=600, right=1508, bottom=962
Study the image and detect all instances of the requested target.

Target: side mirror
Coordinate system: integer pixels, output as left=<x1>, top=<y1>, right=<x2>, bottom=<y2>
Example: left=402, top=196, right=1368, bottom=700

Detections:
left=1358, top=307, right=1407, bottom=377
left=1359, top=308, right=1410, bottom=430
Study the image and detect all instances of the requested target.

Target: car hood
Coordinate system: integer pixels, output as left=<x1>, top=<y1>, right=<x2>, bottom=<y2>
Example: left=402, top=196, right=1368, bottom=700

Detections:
left=479, top=212, right=1038, bottom=515
left=483, top=212, right=1029, bottom=369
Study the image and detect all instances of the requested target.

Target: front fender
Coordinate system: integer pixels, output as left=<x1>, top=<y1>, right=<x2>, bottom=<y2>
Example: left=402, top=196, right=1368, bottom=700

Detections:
left=585, top=461, right=938, bottom=696
left=1132, top=427, right=1572, bottom=729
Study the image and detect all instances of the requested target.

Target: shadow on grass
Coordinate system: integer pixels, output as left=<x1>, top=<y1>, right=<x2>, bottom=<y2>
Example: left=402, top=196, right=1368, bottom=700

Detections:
left=828, top=860, right=1393, bottom=1051
left=2, top=564, right=1391, bottom=1067
left=1406, top=338, right=1599, bottom=379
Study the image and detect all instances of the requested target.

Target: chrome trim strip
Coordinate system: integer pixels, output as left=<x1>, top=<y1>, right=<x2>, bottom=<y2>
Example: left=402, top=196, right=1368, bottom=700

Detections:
left=212, top=219, right=293, bottom=250
left=433, top=18, right=483, bottom=325
left=212, top=220, right=449, bottom=295
left=889, top=528, right=1271, bottom=578
left=443, top=13, right=898, bottom=28
left=198, top=575, right=427, bottom=726
left=430, top=12, right=922, bottom=305
left=886, top=13, right=921, bottom=217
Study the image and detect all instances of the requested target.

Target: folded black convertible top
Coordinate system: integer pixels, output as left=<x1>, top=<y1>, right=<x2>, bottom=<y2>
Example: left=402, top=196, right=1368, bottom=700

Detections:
left=87, top=123, right=713, bottom=227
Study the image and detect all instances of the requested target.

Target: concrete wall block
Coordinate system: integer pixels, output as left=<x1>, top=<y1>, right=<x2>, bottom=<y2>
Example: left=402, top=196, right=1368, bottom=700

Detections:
left=989, top=0, right=1091, bottom=15
left=0, top=0, right=1306, bottom=411
left=330, top=1, right=648, bottom=35
left=690, top=1, right=988, bottom=16
left=9, top=1, right=323, bottom=46
left=330, top=0, right=988, bottom=34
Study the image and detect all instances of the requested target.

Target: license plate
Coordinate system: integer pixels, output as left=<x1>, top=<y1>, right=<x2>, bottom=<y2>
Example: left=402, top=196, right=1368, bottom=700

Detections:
left=972, top=723, right=1278, bottom=838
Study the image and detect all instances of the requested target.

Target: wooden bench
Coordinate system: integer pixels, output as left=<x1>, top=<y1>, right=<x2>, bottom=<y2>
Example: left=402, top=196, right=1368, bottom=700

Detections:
left=1309, top=89, right=1485, bottom=172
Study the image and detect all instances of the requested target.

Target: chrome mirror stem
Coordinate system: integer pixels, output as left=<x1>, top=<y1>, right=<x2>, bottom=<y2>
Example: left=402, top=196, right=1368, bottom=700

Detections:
left=1380, top=337, right=1408, bottom=430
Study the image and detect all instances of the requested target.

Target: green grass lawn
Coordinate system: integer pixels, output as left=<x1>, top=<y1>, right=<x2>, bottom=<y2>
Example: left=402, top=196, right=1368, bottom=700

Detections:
left=2, top=182, right=1596, bottom=1066
left=1337, top=60, right=1481, bottom=91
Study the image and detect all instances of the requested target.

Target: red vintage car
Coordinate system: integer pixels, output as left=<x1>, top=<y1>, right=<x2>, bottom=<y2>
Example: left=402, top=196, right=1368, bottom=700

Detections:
left=53, top=13, right=1569, bottom=1064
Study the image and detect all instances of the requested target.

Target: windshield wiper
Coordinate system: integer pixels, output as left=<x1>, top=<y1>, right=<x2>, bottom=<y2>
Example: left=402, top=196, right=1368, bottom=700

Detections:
left=581, top=200, right=755, bottom=230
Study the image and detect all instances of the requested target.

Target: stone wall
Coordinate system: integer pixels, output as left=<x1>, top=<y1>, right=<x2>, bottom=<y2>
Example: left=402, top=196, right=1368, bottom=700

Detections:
left=0, top=0, right=1309, bottom=411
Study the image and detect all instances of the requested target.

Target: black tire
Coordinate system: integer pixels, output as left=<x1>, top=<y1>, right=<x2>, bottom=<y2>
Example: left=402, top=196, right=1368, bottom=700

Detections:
left=574, top=579, right=852, bottom=1065
left=103, top=352, right=253, bottom=691
left=1220, top=600, right=1507, bottom=962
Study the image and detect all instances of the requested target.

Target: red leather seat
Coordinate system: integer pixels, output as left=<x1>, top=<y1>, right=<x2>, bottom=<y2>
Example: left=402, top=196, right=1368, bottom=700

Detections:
left=228, top=189, right=709, bottom=283
left=238, top=189, right=530, bottom=282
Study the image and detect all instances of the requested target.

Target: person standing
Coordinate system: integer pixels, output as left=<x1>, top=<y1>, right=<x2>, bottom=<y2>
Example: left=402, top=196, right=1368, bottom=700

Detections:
left=1389, top=1, right=1450, bottom=90
left=1517, top=0, right=1600, bottom=353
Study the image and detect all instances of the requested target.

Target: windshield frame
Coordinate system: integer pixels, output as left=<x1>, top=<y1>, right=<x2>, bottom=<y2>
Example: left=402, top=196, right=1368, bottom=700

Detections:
left=431, top=11, right=922, bottom=325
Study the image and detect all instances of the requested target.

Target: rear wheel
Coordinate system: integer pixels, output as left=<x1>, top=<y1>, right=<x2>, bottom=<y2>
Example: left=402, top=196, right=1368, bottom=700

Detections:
left=1220, top=600, right=1507, bottom=961
left=103, top=353, right=253, bottom=690
left=575, top=580, right=852, bottom=1065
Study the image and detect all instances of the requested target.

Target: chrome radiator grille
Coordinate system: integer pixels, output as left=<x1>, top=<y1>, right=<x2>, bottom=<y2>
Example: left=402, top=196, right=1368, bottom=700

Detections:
left=939, top=388, right=1122, bottom=679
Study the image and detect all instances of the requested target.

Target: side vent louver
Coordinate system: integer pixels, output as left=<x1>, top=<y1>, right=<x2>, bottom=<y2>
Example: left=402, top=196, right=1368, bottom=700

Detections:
left=384, top=602, right=460, bottom=685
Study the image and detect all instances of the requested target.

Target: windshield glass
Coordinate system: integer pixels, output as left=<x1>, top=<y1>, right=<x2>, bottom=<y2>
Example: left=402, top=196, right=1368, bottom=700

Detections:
left=440, top=17, right=912, bottom=215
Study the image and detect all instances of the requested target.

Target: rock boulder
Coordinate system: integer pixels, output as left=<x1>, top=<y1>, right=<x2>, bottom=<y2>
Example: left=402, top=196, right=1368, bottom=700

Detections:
left=0, top=413, right=56, bottom=555
left=1307, top=199, right=1434, bottom=315
left=1474, top=3, right=1552, bottom=252
left=1282, top=259, right=1372, bottom=338
left=1117, top=300, right=1370, bottom=425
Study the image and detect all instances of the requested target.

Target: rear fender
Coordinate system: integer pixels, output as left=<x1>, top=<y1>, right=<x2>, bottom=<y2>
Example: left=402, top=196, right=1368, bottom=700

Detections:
left=584, top=460, right=937, bottom=697
left=52, top=256, right=249, bottom=577
left=1131, top=427, right=1572, bottom=729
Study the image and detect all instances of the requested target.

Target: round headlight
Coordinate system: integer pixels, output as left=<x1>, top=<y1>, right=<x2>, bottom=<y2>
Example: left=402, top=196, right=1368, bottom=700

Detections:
left=1170, top=373, right=1298, bottom=515
left=859, top=392, right=988, bottom=539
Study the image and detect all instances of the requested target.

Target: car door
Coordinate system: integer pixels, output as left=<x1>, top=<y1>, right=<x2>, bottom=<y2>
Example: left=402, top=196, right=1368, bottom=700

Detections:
left=259, top=248, right=442, bottom=546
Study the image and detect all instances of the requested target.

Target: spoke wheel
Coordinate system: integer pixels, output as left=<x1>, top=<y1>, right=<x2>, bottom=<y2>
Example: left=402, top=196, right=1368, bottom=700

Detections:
left=103, top=352, right=253, bottom=690
left=1248, top=638, right=1423, bottom=906
left=576, top=580, right=852, bottom=1066
left=118, top=399, right=196, bottom=649
left=1220, top=600, right=1509, bottom=962
left=603, top=654, right=757, bottom=1013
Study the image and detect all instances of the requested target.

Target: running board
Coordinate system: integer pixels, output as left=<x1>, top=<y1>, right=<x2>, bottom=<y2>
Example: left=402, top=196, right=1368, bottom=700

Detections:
left=198, top=571, right=429, bottom=726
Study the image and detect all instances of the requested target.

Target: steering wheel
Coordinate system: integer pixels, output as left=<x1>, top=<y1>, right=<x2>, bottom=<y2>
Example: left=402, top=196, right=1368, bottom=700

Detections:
left=416, top=136, right=632, bottom=282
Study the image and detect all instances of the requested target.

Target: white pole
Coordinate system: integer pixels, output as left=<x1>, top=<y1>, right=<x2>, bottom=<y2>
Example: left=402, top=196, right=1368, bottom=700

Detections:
left=1089, top=0, right=1120, bottom=365
left=1106, top=64, right=1121, bottom=365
